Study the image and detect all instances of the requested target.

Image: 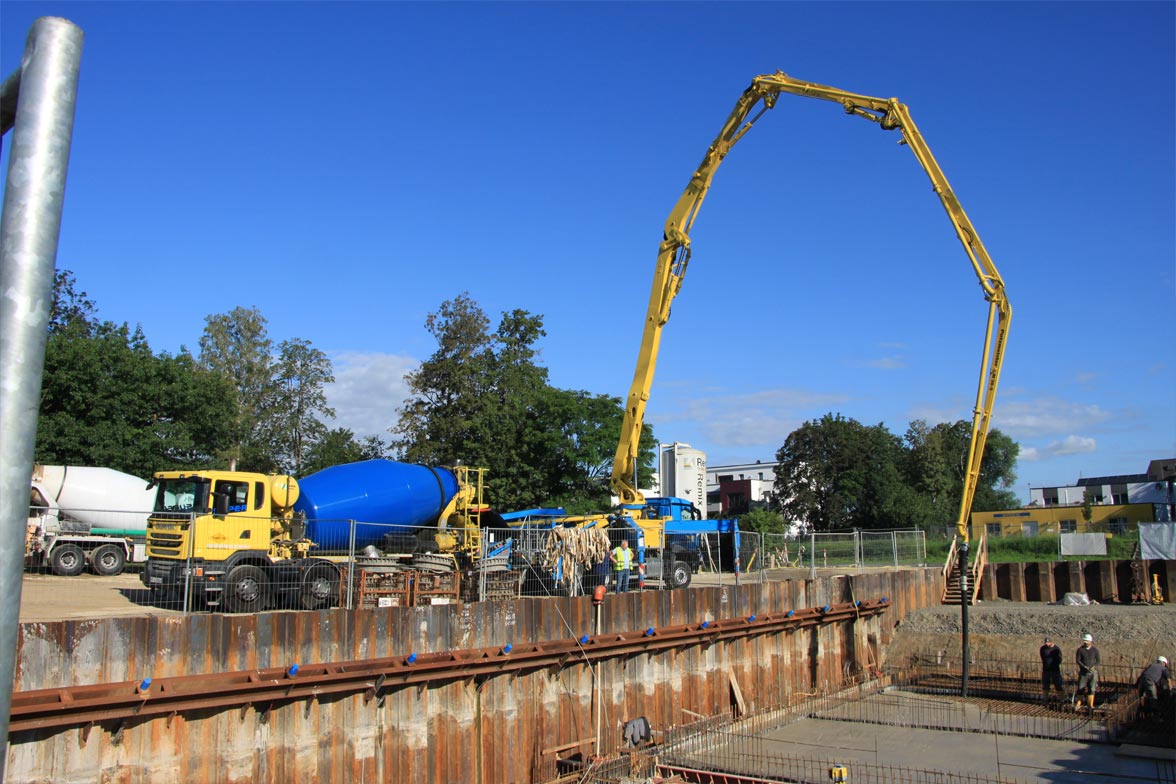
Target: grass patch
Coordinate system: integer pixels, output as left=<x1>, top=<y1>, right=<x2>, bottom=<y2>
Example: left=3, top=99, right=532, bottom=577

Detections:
left=924, top=531, right=1140, bottom=565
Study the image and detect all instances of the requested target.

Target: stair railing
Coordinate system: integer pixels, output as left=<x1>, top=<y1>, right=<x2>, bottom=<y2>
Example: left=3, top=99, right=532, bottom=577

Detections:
left=941, top=535, right=958, bottom=602
left=970, top=532, right=988, bottom=605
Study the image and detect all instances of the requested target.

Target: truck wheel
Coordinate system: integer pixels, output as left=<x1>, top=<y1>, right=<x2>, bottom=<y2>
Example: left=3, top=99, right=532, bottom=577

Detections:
left=668, top=560, right=692, bottom=589
left=49, top=545, right=85, bottom=577
left=90, top=544, right=126, bottom=576
left=223, top=565, right=269, bottom=613
left=299, top=564, right=339, bottom=610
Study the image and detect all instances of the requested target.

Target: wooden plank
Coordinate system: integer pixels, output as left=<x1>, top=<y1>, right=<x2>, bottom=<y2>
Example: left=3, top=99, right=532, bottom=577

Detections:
left=727, top=668, right=746, bottom=717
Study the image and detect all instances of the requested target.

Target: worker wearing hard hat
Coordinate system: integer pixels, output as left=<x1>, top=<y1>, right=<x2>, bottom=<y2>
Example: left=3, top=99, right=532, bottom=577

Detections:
left=1137, top=655, right=1171, bottom=705
left=1075, top=633, right=1100, bottom=712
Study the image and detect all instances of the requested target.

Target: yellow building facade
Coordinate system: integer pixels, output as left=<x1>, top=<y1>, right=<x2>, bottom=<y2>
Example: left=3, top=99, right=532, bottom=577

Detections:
left=968, top=503, right=1156, bottom=538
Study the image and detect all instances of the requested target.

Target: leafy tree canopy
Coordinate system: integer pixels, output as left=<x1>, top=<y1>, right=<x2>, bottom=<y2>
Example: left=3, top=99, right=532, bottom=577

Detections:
left=37, top=278, right=235, bottom=477
left=772, top=413, right=1019, bottom=533
left=393, top=294, right=655, bottom=512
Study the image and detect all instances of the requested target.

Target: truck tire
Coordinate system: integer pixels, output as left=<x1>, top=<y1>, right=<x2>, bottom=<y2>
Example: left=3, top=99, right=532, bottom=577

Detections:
left=299, top=563, right=339, bottom=611
left=223, top=564, right=269, bottom=613
left=90, top=544, right=126, bottom=576
left=49, top=544, right=85, bottom=577
left=668, top=560, right=692, bottom=590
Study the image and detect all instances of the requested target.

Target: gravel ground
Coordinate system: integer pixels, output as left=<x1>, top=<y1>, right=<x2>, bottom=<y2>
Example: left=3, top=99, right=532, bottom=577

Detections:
left=889, top=601, right=1176, bottom=670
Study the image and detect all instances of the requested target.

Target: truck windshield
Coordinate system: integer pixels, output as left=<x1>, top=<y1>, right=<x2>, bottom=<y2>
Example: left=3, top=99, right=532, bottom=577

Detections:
left=153, top=478, right=208, bottom=515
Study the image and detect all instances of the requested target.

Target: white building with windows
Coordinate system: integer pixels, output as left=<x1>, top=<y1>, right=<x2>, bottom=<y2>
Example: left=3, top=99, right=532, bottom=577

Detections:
left=1028, top=458, right=1175, bottom=510
left=705, top=461, right=776, bottom=516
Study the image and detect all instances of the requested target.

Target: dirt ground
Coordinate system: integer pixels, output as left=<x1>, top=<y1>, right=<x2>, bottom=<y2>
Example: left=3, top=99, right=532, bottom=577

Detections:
left=18, top=571, right=179, bottom=622
left=889, top=601, right=1176, bottom=670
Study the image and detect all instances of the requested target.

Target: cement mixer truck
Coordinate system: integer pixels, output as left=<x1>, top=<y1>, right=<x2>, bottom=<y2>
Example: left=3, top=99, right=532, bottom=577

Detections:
left=141, top=460, right=490, bottom=612
left=27, top=465, right=155, bottom=577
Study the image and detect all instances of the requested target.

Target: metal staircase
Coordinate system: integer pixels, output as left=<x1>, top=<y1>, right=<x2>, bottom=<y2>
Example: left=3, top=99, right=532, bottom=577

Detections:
left=941, top=533, right=986, bottom=605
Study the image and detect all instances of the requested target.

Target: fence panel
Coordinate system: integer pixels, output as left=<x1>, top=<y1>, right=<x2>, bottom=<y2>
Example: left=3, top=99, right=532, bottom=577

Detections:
left=811, top=531, right=859, bottom=568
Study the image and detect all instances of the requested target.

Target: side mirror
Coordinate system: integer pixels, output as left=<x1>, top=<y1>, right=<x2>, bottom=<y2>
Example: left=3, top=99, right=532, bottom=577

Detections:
left=213, top=493, right=229, bottom=516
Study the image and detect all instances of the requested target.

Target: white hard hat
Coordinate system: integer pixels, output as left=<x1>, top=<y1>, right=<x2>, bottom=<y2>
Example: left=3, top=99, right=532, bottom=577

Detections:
left=1160, top=656, right=1170, bottom=665
left=1082, top=633, right=1093, bottom=642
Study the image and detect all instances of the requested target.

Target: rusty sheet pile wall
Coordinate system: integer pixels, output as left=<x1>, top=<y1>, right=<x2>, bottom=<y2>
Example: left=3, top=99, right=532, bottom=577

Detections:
left=9, top=568, right=941, bottom=784
left=978, top=559, right=1173, bottom=604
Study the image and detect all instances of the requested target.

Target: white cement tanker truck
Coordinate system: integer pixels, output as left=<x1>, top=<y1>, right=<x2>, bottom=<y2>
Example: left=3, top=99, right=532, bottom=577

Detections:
left=27, top=465, right=155, bottom=577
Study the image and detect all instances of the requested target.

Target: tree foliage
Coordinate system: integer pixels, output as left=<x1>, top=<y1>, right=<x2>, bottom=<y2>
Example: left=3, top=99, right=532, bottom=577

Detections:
left=37, top=274, right=235, bottom=477
left=271, top=338, right=336, bottom=475
left=772, top=413, right=1020, bottom=533
left=393, top=294, right=654, bottom=512
left=198, top=306, right=277, bottom=471
left=302, top=428, right=389, bottom=475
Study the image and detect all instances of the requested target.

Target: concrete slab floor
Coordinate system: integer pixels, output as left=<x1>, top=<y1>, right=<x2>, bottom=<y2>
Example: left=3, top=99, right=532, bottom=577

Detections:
left=746, top=719, right=1164, bottom=784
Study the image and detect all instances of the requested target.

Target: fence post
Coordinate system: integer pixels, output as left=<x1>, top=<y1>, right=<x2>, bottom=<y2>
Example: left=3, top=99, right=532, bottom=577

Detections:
left=345, top=519, right=356, bottom=610
left=182, top=513, right=195, bottom=615
left=892, top=531, right=899, bottom=568
left=809, top=531, right=816, bottom=581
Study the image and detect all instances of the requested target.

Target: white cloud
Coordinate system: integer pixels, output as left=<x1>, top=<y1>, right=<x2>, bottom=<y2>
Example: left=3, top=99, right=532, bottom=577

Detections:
left=865, top=356, right=907, bottom=370
left=655, top=388, right=850, bottom=449
left=1046, top=435, right=1097, bottom=457
left=325, top=352, right=419, bottom=439
left=994, top=397, right=1112, bottom=439
left=1018, top=436, right=1097, bottom=462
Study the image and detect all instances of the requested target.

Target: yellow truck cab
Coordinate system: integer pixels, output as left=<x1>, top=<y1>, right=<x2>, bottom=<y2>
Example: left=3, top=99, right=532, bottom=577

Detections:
left=141, top=470, right=336, bottom=612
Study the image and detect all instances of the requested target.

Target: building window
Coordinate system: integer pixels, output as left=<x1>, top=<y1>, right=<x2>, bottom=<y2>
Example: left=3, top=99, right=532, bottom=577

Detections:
left=986, top=523, right=1002, bottom=538
left=1043, top=488, right=1059, bottom=506
left=1111, top=483, right=1128, bottom=505
left=718, top=475, right=733, bottom=483
left=1059, top=519, right=1077, bottom=534
left=1107, top=518, right=1128, bottom=534
left=758, top=472, right=764, bottom=480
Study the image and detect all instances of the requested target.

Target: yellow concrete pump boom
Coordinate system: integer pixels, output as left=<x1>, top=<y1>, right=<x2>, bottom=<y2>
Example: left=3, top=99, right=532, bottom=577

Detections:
left=610, top=71, right=1011, bottom=541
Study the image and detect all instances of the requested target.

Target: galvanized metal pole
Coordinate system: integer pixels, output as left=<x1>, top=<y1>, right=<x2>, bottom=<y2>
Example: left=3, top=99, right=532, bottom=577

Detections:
left=0, top=16, right=84, bottom=773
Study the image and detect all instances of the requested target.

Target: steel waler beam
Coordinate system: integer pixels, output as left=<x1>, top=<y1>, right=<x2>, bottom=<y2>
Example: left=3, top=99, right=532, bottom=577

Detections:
left=9, top=599, right=887, bottom=735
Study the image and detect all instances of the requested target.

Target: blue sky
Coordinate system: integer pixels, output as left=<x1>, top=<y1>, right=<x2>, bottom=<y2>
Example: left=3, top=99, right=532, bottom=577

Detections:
left=3, top=2, right=1173, bottom=502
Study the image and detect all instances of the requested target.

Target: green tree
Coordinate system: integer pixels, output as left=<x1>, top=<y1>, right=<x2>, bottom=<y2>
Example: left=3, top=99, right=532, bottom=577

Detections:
left=774, top=414, right=1022, bottom=534
left=911, top=420, right=1020, bottom=515
left=393, top=295, right=655, bottom=512
left=542, top=388, right=656, bottom=514
left=198, top=306, right=276, bottom=471
left=738, top=508, right=785, bottom=536
left=393, top=293, right=493, bottom=466
left=773, top=413, right=906, bottom=532
left=272, top=338, right=336, bottom=475
left=302, top=428, right=389, bottom=475
left=48, top=269, right=97, bottom=336
left=37, top=319, right=234, bottom=477
left=1082, top=488, right=1095, bottom=526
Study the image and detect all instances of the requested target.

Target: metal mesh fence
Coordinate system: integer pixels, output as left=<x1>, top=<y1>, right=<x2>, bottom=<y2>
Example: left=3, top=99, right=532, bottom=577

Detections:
left=762, top=529, right=928, bottom=571
left=22, top=511, right=926, bottom=619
